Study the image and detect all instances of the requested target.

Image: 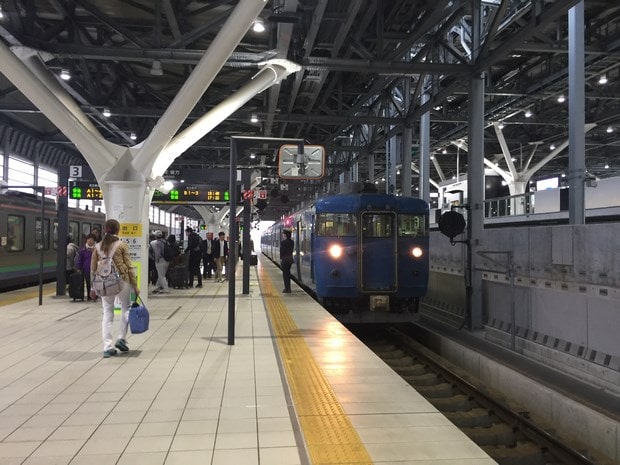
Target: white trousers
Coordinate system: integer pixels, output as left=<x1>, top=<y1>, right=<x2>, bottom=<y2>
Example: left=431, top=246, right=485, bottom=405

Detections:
left=101, top=280, right=131, bottom=351
left=155, top=259, right=169, bottom=291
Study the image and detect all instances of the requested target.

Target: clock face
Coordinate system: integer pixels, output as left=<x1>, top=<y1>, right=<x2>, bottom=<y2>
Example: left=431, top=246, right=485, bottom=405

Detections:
left=278, top=144, right=325, bottom=180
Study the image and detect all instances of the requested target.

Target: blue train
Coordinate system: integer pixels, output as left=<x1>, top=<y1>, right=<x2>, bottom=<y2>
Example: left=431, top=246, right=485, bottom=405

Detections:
left=261, top=190, right=429, bottom=322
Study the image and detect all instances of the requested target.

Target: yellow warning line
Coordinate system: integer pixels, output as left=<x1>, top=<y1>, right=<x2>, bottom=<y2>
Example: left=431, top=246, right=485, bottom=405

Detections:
left=259, top=267, right=373, bottom=465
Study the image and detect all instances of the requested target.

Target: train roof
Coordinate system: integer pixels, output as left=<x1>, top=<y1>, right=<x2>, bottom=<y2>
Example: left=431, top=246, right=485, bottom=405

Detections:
left=315, top=193, right=429, bottom=214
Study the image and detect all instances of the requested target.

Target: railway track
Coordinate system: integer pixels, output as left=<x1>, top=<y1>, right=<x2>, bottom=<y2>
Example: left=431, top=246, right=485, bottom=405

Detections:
left=350, top=324, right=601, bottom=465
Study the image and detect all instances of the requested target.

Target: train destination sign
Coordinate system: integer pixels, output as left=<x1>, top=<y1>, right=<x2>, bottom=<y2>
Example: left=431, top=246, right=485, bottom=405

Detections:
left=69, top=181, right=103, bottom=200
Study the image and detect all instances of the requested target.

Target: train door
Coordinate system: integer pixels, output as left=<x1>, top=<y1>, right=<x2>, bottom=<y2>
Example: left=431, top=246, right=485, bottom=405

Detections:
left=360, top=211, right=397, bottom=292
left=295, top=220, right=302, bottom=280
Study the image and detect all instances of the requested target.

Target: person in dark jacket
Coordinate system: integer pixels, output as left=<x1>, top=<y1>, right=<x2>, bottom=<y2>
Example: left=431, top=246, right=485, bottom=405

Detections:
left=75, top=234, right=97, bottom=300
left=185, top=227, right=203, bottom=288
left=202, top=232, right=214, bottom=279
left=280, top=230, right=294, bottom=293
left=212, top=231, right=229, bottom=282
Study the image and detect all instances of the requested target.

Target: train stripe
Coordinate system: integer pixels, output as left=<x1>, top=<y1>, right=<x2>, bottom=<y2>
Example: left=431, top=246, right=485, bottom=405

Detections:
left=0, top=261, right=57, bottom=273
left=259, top=266, right=374, bottom=464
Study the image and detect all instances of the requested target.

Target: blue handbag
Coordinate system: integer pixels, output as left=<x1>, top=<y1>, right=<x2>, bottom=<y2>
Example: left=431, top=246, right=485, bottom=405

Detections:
left=129, top=297, right=150, bottom=334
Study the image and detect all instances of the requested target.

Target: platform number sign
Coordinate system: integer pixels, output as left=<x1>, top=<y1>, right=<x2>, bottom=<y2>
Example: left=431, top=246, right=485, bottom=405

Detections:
left=69, top=165, right=83, bottom=178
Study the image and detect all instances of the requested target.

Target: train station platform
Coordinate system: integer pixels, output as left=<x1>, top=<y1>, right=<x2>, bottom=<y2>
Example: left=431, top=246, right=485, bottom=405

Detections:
left=0, top=258, right=495, bottom=465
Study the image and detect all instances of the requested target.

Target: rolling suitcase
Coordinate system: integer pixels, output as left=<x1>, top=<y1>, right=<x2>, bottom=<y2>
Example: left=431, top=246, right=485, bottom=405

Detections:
left=250, top=254, right=258, bottom=266
left=170, top=266, right=190, bottom=289
left=68, top=272, right=85, bottom=301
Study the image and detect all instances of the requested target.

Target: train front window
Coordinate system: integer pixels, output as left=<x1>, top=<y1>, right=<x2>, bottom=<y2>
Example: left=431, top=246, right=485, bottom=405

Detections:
left=316, top=213, right=357, bottom=236
left=398, top=214, right=428, bottom=237
left=7, top=215, right=25, bottom=252
left=361, top=213, right=393, bottom=237
left=35, top=218, right=51, bottom=250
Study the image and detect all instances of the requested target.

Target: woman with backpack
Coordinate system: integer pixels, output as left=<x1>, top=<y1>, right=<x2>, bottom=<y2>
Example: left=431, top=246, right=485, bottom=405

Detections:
left=90, top=219, right=140, bottom=358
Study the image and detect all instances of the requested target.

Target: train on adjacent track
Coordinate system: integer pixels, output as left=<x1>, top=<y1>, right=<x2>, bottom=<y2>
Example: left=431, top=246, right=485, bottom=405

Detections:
left=0, top=191, right=164, bottom=292
left=261, top=189, right=430, bottom=322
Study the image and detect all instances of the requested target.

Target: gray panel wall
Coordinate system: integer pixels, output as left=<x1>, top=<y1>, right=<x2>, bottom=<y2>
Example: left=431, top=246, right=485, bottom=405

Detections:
left=428, top=223, right=620, bottom=357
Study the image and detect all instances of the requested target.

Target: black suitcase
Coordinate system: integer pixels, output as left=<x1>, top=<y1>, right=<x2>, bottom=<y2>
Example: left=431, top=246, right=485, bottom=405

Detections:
left=68, top=272, right=85, bottom=301
left=169, top=265, right=190, bottom=289
left=250, top=254, right=258, bottom=266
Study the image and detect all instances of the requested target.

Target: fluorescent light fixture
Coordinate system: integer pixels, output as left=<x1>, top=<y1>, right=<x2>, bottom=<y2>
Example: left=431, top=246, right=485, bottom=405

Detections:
left=605, top=163, right=609, bottom=169
left=102, top=107, right=111, bottom=118
left=550, top=144, right=556, bottom=150
left=524, top=109, right=532, bottom=118
left=151, top=60, right=163, bottom=76
left=442, top=148, right=447, bottom=154
left=0, top=5, right=3, bottom=18
left=250, top=152, right=256, bottom=159
left=498, top=122, right=505, bottom=129
left=252, top=18, right=265, bottom=32
left=598, top=75, right=608, bottom=85
left=557, top=95, right=565, bottom=103
left=130, top=132, right=137, bottom=140
left=250, top=113, right=258, bottom=123
left=606, top=126, right=613, bottom=133
left=60, top=69, right=71, bottom=80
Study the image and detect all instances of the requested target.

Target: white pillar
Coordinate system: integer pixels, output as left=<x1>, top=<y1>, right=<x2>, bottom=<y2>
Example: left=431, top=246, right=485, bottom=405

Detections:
left=101, top=181, right=150, bottom=305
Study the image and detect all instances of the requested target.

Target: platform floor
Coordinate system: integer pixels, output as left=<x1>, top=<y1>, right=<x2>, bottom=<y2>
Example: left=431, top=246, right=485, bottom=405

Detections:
left=0, top=258, right=495, bottom=465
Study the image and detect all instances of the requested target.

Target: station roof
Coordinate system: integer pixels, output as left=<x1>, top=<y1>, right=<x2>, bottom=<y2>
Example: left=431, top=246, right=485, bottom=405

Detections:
left=0, top=1, right=618, bottom=221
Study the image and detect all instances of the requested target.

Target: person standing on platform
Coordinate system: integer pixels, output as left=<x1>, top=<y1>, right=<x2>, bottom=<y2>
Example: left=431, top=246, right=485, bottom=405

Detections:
left=149, top=230, right=170, bottom=294
left=185, top=227, right=203, bottom=288
left=91, top=227, right=101, bottom=243
left=66, top=236, right=78, bottom=284
left=90, top=219, right=140, bottom=358
left=212, top=231, right=229, bottom=282
left=280, top=230, right=294, bottom=293
left=75, top=234, right=97, bottom=300
left=202, top=232, right=214, bottom=279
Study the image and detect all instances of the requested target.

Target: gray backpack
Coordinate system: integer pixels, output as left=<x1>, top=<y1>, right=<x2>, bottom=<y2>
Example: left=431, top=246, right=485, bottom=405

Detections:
left=92, top=241, right=124, bottom=296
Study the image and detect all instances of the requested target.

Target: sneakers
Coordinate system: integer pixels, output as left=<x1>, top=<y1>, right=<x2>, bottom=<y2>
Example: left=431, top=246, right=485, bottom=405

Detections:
left=103, top=348, right=118, bottom=358
left=115, top=339, right=129, bottom=352
left=282, top=289, right=291, bottom=293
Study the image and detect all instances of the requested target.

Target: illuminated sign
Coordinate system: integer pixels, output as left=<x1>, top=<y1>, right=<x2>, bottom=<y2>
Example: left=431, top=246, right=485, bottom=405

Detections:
left=152, top=185, right=238, bottom=204
left=69, top=181, right=103, bottom=200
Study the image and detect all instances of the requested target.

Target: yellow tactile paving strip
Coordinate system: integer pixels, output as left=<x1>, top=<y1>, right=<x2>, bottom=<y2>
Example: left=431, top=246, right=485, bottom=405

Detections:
left=259, top=267, right=374, bottom=465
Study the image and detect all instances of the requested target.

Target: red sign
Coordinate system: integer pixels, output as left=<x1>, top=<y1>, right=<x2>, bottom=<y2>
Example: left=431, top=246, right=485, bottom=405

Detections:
left=242, top=190, right=255, bottom=200
left=257, top=190, right=267, bottom=199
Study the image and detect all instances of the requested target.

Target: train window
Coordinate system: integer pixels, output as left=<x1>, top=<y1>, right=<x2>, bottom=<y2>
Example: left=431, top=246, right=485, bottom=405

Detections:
left=316, top=213, right=357, bottom=236
left=68, top=221, right=79, bottom=244
left=361, top=213, right=393, bottom=238
left=7, top=215, right=25, bottom=251
left=52, top=220, right=59, bottom=250
left=35, top=218, right=51, bottom=250
left=81, top=223, right=91, bottom=243
left=398, top=214, right=428, bottom=237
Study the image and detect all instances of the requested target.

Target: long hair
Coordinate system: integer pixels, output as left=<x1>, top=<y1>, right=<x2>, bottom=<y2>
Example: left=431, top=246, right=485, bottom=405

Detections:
left=100, top=219, right=120, bottom=255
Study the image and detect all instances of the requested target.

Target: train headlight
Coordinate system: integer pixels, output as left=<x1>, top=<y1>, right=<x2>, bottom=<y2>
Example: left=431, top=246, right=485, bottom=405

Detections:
left=411, top=246, right=424, bottom=258
left=329, top=244, right=343, bottom=258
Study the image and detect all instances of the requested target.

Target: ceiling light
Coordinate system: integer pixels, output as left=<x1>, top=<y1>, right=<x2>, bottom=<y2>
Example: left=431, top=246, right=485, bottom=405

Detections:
left=550, top=144, right=556, bottom=150
left=442, top=148, right=447, bottom=154
left=557, top=95, right=565, bottom=103
left=524, top=109, right=532, bottom=118
left=130, top=132, right=137, bottom=140
left=102, top=107, right=111, bottom=118
left=60, top=69, right=71, bottom=80
left=561, top=172, right=566, bottom=178
left=250, top=152, right=256, bottom=159
left=606, top=126, right=613, bottom=133
left=430, top=155, right=434, bottom=160
left=605, top=163, right=610, bottom=169
left=252, top=18, right=265, bottom=32
left=250, top=113, right=258, bottom=123
left=498, top=122, right=505, bottom=129
left=598, top=75, right=608, bottom=85
left=150, top=60, right=163, bottom=76
left=0, top=5, right=3, bottom=18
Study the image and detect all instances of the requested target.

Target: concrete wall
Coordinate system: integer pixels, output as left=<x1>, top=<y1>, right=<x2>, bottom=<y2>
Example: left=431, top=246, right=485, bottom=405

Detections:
left=427, top=223, right=620, bottom=362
